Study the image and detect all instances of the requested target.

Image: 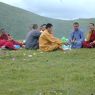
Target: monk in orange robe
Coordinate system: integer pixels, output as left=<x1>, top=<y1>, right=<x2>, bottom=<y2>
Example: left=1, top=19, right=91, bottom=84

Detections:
left=39, top=23, right=63, bottom=52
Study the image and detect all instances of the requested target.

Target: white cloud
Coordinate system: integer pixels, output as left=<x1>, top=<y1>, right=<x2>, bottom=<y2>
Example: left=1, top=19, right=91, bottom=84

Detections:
left=0, top=0, right=22, bottom=4
left=0, top=0, right=95, bottom=20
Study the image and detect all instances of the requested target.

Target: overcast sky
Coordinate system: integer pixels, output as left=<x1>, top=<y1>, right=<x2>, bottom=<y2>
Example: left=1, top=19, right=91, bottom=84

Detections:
left=0, top=0, right=95, bottom=20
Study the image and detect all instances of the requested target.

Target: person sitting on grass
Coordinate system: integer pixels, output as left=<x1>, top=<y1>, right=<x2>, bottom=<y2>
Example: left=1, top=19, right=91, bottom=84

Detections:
left=69, top=22, right=85, bottom=48
left=0, top=28, right=23, bottom=50
left=39, top=23, right=63, bottom=52
left=83, top=23, right=95, bottom=48
left=40, top=24, right=46, bottom=33
left=25, top=24, right=41, bottom=49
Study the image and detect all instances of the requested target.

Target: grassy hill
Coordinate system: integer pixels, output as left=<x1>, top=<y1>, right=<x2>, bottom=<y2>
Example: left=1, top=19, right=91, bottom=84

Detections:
left=0, top=2, right=95, bottom=95
left=0, top=2, right=95, bottom=40
left=0, top=49, right=95, bottom=95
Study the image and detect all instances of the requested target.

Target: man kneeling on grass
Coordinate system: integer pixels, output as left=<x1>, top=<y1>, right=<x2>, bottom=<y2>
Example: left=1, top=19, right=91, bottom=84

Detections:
left=39, top=23, right=63, bottom=52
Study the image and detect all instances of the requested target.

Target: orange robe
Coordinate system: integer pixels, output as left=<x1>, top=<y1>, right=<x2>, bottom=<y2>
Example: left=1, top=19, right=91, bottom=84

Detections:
left=39, top=30, right=63, bottom=52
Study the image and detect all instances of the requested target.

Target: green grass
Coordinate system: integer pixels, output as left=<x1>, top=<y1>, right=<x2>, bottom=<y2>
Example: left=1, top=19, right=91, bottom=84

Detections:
left=0, top=49, right=95, bottom=95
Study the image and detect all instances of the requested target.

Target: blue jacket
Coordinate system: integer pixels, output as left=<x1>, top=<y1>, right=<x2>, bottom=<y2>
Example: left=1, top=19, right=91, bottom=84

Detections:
left=69, top=29, right=85, bottom=48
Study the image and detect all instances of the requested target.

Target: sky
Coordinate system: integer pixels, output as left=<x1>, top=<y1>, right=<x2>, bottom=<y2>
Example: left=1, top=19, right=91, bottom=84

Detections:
left=0, top=0, right=95, bottom=20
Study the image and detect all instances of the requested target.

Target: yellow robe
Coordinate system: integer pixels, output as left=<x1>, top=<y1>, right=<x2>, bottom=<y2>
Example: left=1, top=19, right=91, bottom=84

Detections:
left=39, top=30, right=63, bottom=52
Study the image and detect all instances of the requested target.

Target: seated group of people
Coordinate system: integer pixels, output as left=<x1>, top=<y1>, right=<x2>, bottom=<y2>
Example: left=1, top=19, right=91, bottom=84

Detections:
left=0, top=22, right=95, bottom=51
left=25, top=22, right=95, bottom=52
left=25, top=23, right=63, bottom=51
left=70, top=22, right=95, bottom=48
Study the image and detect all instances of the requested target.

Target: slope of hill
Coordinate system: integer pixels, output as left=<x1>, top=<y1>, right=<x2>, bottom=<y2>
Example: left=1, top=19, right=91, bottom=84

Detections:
left=0, top=2, right=95, bottom=39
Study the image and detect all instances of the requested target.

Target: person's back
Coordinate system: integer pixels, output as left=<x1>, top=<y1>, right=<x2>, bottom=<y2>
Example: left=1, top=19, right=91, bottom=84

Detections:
left=25, top=24, right=41, bottom=49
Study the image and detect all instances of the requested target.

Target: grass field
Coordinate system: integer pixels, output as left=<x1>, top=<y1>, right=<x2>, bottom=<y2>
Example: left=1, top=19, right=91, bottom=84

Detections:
left=0, top=49, right=95, bottom=95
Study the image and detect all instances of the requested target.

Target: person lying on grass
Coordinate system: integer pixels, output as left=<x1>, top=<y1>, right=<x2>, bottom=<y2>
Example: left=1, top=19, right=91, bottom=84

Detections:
left=83, top=23, right=95, bottom=48
left=39, top=23, right=64, bottom=52
left=0, top=28, right=23, bottom=50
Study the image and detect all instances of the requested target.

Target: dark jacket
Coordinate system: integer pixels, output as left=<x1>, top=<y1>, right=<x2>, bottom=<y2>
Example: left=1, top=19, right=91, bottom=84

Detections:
left=25, top=29, right=41, bottom=49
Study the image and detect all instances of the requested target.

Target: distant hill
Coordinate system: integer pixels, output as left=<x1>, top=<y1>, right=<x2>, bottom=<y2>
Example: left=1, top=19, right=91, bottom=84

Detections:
left=0, top=2, right=95, bottom=39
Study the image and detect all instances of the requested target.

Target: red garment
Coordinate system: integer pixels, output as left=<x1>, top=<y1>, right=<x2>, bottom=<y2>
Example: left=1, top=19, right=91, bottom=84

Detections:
left=0, top=33, right=23, bottom=50
left=4, top=40, right=23, bottom=50
left=83, top=31, right=95, bottom=48
left=4, top=41, right=16, bottom=50
left=0, top=33, right=9, bottom=40
left=11, top=40, right=23, bottom=47
left=0, top=40, right=6, bottom=48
